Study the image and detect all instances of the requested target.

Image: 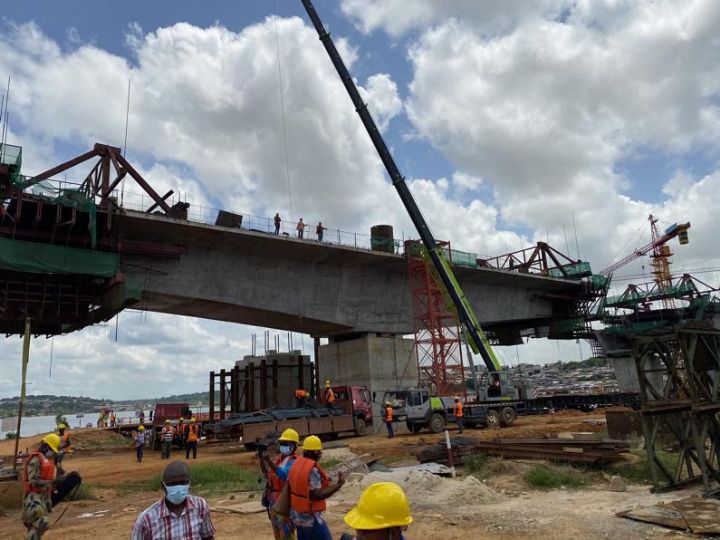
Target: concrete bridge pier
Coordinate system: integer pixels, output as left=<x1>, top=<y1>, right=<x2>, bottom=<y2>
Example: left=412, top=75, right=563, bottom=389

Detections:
left=317, top=333, right=418, bottom=429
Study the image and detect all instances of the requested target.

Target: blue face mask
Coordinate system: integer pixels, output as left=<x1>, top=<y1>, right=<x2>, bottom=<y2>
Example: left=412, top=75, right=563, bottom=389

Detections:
left=164, top=483, right=190, bottom=505
left=278, top=444, right=293, bottom=456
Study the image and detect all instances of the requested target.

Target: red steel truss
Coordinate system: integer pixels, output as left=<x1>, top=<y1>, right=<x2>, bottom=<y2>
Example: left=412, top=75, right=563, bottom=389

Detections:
left=406, top=241, right=466, bottom=396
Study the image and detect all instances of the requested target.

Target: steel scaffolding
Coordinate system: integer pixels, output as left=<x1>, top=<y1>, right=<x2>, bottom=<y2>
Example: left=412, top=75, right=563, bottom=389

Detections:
left=631, top=323, right=720, bottom=495
left=406, top=241, right=466, bottom=396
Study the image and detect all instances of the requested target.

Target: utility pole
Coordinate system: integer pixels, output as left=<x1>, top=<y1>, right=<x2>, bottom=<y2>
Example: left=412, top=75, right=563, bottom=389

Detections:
left=13, top=318, right=31, bottom=472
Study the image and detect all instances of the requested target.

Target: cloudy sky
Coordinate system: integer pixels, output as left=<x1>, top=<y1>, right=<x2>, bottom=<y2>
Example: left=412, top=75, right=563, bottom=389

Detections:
left=1, top=0, right=718, bottom=400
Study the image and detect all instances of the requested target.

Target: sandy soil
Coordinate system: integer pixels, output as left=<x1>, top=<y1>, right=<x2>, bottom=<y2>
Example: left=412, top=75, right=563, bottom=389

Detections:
left=0, top=411, right=700, bottom=539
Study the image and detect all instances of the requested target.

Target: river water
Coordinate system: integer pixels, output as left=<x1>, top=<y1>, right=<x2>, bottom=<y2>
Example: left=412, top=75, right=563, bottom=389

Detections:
left=1, top=406, right=209, bottom=438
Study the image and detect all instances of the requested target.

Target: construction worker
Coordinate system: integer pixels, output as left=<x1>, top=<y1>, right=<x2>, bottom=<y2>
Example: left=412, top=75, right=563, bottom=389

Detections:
left=274, top=212, right=282, bottom=235
left=131, top=461, right=215, bottom=539
left=343, top=482, right=412, bottom=540
left=161, top=420, right=174, bottom=459
left=296, top=218, right=305, bottom=239
left=323, top=381, right=335, bottom=410
left=186, top=418, right=200, bottom=460
left=55, top=424, right=71, bottom=476
left=453, top=397, right=463, bottom=434
left=133, top=426, right=146, bottom=463
left=295, top=388, right=309, bottom=408
left=259, top=428, right=300, bottom=539
left=288, top=435, right=346, bottom=539
left=383, top=402, right=394, bottom=439
left=177, top=418, right=186, bottom=450
left=22, top=434, right=60, bottom=539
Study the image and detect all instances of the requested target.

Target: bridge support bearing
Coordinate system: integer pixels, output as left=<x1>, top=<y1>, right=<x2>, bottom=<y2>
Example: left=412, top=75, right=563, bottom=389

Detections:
left=318, top=333, right=417, bottom=430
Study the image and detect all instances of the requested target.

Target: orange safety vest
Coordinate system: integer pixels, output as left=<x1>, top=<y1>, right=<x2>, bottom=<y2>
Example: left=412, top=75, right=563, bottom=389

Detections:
left=61, top=433, right=72, bottom=452
left=385, top=406, right=393, bottom=422
left=325, top=388, right=335, bottom=404
left=288, top=457, right=330, bottom=513
left=295, top=389, right=307, bottom=399
left=187, top=424, right=200, bottom=442
left=454, top=402, right=463, bottom=418
left=23, top=451, right=56, bottom=496
left=267, top=455, right=297, bottom=502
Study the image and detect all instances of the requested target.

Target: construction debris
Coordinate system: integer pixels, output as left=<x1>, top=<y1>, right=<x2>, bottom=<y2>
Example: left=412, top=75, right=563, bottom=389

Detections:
left=618, top=496, right=720, bottom=535
left=417, top=434, right=630, bottom=465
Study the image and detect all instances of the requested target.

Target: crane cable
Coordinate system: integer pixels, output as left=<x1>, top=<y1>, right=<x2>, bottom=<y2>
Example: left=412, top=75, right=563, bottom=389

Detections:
left=273, top=1, right=295, bottom=225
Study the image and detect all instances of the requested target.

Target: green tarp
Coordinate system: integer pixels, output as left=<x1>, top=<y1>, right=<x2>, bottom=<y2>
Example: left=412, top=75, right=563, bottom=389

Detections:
left=0, top=237, right=119, bottom=278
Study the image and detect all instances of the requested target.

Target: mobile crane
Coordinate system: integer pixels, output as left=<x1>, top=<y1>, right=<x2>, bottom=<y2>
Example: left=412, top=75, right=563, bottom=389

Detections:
left=299, top=1, right=521, bottom=430
left=299, top=2, right=646, bottom=434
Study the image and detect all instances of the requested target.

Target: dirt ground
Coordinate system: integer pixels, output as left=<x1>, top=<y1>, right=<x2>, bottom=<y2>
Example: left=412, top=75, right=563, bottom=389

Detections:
left=0, top=411, right=703, bottom=539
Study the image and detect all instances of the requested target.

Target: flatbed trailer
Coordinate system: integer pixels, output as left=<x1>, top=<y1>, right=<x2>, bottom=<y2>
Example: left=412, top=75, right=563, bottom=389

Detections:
left=204, top=407, right=358, bottom=450
left=461, top=392, right=641, bottom=427
left=388, top=388, right=640, bottom=433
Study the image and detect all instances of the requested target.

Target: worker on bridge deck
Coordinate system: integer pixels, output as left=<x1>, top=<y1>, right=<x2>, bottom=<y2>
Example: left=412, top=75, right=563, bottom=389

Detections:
left=343, top=482, right=413, bottom=540
left=186, top=418, right=200, bottom=460
left=295, top=388, right=309, bottom=408
left=453, top=397, right=464, bottom=434
left=288, top=435, right=346, bottom=540
left=383, top=402, right=394, bottom=439
left=259, top=428, right=300, bottom=540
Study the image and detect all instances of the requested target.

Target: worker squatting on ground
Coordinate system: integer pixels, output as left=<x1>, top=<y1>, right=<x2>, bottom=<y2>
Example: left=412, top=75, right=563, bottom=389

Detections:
left=134, top=425, right=146, bottom=463
left=161, top=420, right=174, bottom=459
left=186, top=418, right=200, bottom=460
left=22, top=434, right=60, bottom=539
left=295, top=388, right=309, bottom=408
left=341, top=482, right=413, bottom=540
left=259, top=428, right=301, bottom=540
left=384, top=402, right=394, bottom=439
left=55, top=423, right=72, bottom=476
left=286, top=435, right=346, bottom=540
left=130, top=461, right=215, bottom=540
left=454, top=397, right=464, bottom=434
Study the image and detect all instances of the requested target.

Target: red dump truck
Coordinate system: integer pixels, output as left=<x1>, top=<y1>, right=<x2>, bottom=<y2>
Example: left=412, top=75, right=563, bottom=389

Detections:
left=205, top=385, right=373, bottom=449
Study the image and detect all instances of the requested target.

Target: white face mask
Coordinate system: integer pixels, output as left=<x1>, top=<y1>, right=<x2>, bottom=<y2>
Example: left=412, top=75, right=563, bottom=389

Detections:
left=278, top=444, right=293, bottom=456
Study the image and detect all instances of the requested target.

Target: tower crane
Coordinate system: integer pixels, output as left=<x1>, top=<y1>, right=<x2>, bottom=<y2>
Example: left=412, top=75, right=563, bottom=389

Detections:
left=599, top=216, right=690, bottom=276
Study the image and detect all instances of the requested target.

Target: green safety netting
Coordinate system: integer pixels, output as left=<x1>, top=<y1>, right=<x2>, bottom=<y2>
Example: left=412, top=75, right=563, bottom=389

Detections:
left=370, top=236, right=400, bottom=253
left=0, top=143, right=22, bottom=185
left=15, top=176, right=100, bottom=248
left=548, top=261, right=592, bottom=279
left=0, top=237, right=119, bottom=277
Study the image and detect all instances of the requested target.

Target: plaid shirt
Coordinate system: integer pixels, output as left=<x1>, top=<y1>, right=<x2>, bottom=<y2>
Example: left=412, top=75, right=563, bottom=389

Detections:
left=131, top=494, right=215, bottom=540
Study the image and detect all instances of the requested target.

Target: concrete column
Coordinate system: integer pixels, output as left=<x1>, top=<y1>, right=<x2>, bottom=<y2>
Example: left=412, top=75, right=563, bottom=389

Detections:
left=318, top=333, right=418, bottom=429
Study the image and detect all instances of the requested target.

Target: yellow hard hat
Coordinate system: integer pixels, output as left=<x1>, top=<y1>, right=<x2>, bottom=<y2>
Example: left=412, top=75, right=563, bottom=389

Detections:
left=344, top=482, right=413, bottom=530
left=302, top=435, right=323, bottom=451
left=325, top=380, right=331, bottom=387
left=42, top=433, right=61, bottom=453
left=278, top=428, right=300, bottom=444
left=138, top=425, right=145, bottom=431
left=57, top=423, right=67, bottom=430
left=165, top=419, right=171, bottom=424
left=191, top=417, right=196, bottom=423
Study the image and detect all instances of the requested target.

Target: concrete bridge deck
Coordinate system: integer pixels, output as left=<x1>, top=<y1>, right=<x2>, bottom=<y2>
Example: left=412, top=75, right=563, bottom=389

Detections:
left=119, top=211, right=583, bottom=340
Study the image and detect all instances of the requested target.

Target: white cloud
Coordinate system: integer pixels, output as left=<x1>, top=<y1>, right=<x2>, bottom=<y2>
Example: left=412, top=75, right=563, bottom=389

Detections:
left=340, top=0, right=570, bottom=38
left=401, top=0, right=720, bottom=271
